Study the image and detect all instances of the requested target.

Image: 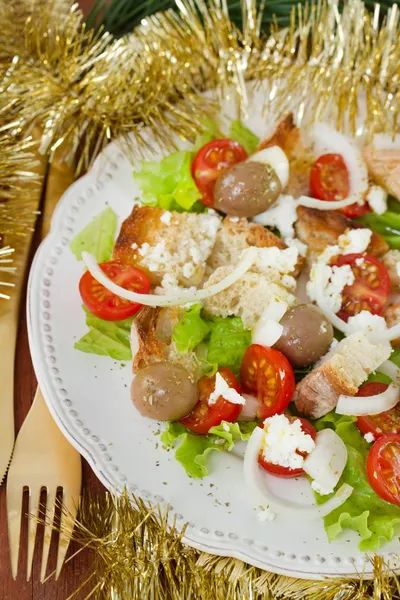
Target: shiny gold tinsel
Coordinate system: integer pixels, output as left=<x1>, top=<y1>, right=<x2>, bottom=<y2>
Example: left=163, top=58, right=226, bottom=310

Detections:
left=0, top=245, right=15, bottom=300
left=57, top=491, right=400, bottom=600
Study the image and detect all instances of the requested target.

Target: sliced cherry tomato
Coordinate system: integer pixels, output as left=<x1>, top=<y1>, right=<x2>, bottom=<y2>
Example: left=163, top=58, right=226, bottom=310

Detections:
left=180, top=368, right=242, bottom=434
left=258, top=417, right=316, bottom=478
left=310, top=154, right=350, bottom=202
left=333, top=253, right=391, bottom=322
left=79, top=261, right=150, bottom=321
left=240, top=345, right=295, bottom=420
left=309, top=153, right=370, bottom=217
left=191, top=139, right=248, bottom=207
left=356, top=382, right=400, bottom=440
left=366, top=433, right=400, bottom=505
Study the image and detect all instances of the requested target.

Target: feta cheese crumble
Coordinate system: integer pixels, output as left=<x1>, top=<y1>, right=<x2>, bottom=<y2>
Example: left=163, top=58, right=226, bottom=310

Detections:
left=253, top=194, right=297, bottom=240
left=160, top=211, right=172, bottom=225
left=396, top=262, right=400, bottom=278
left=346, top=311, right=388, bottom=336
left=367, top=185, right=388, bottom=215
left=256, top=246, right=298, bottom=275
left=311, top=481, right=334, bottom=496
left=339, top=228, right=372, bottom=255
left=364, top=432, right=375, bottom=443
left=252, top=299, right=287, bottom=347
left=257, top=507, right=276, bottom=522
left=307, top=263, right=355, bottom=314
left=261, top=414, right=315, bottom=470
left=208, top=372, right=246, bottom=406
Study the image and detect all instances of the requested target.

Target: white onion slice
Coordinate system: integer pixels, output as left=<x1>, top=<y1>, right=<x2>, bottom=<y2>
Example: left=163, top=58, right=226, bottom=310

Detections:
left=248, top=146, right=289, bottom=190
left=372, top=133, right=400, bottom=151
left=379, top=360, right=400, bottom=384
left=336, top=383, right=399, bottom=416
left=252, top=299, right=287, bottom=347
left=239, top=394, right=261, bottom=421
left=82, top=247, right=257, bottom=308
left=311, top=123, right=369, bottom=206
left=243, top=427, right=353, bottom=519
left=303, top=429, right=347, bottom=496
left=297, top=195, right=358, bottom=210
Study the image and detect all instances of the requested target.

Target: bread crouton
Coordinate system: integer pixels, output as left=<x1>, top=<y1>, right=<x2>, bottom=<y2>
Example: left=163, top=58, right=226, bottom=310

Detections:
left=208, top=217, right=285, bottom=269
left=202, top=266, right=296, bottom=329
left=113, top=206, right=221, bottom=287
left=131, top=307, right=201, bottom=380
left=257, top=114, right=314, bottom=198
left=383, top=303, right=400, bottom=347
left=364, top=146, right=400, bottom=200
left=295, top=205, right=389, bottom=258
left=293, top=332, right=392, bottom=419
left=382, top=250, right=400, bottom=288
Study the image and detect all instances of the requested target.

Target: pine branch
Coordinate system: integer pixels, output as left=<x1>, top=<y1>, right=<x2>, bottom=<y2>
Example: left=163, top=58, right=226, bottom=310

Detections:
left=88, top=0, right=395, bottom=36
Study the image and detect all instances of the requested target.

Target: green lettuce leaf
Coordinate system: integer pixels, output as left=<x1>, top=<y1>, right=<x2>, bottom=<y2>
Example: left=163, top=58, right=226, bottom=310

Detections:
left=75, top=308, right=133, bottom=361
left=133, top=150, right=202, bottom=211
left=69, top=207, right=117, bottom=262
left=314, top=412, right=400, bottom=551
left=357, top=199, right=400, bottom=248
left=161, top=420, right=257, bottom=478
left=207, top=317, right=251, bottom=375
left=193, top=118, right=223, bottom=152
left=229, top=119, right=259, bottom=154
left=172, top=304, right=210, bottom=353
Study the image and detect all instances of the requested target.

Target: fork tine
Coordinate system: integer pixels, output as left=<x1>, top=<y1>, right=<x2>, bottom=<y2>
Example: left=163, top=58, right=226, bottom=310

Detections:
left=40, top=488, right=57, bottom=583
left=27, top=485, right=41, bottom=582
left=6, top=485, right=23, bottom=580
left=56, top=490, right=79, bottom=580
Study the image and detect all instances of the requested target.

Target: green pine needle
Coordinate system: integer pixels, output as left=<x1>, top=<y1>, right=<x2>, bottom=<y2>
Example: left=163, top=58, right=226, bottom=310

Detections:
left=88, top=0, right=396, bottom=37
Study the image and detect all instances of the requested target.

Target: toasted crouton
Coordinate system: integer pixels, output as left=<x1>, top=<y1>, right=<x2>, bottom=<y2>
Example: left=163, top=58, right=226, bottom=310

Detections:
left=131, top=307, right=200, bottom=379
left=257, top=114, right=314, bottom=198
left=364, top=146, right=400, bottom=200
left=295, top=205, right=389, bottom=258
left=383, top=303, right=400, bottom=346
left=202, top=266, right=296, bottom=329
left=383, top=250, right=400, bottom=288
left=293, top=332, right=392, bottom=419
left=113, top=206, right=221, bottom=287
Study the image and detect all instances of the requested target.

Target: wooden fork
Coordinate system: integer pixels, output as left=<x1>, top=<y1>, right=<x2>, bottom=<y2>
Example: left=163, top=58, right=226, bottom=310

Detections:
left=6, top=387, right=82, bottom=581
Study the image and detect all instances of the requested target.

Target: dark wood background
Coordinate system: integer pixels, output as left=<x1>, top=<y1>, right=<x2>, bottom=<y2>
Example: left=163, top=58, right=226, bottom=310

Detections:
left=0, top=200, right=105, bottom=600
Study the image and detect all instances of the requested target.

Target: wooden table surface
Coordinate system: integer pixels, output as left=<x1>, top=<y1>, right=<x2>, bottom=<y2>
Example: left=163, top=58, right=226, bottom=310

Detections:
left=0, top=184, right=106, bottom=600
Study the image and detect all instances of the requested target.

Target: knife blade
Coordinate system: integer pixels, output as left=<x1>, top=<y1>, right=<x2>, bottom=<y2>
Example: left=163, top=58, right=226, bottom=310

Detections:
left=0, top=135, right=47, bottom=484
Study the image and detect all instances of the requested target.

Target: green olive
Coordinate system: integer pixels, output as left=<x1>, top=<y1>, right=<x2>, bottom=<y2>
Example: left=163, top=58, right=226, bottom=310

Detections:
left=274, top=304, right=333, bottom=367
left=131, top=361, right=198, bottom=421
left=214, top=161, right=281, bottom=217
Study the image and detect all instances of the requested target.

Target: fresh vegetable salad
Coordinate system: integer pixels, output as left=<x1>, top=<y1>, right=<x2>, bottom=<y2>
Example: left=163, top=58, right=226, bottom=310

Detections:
left=70, top=114, right=400, bottom=551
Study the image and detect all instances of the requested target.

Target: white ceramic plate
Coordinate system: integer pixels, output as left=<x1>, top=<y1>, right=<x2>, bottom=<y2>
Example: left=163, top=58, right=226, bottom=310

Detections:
left=27, top=100, right=400, bottom=580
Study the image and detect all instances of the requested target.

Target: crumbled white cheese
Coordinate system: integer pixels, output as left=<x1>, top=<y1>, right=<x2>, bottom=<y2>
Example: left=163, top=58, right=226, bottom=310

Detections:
left=253, top=194, right=297, bottom=240
left=367, top=186, right=388, bottom=215
left=338, top=228, right=372, bottom=255
left=355, top=257, right=365, bottom=266
left=131, top=242, right=138, bottom=250
left=281, top=274, right=297, bottom=290
left=311, top=481, right=334, bottom=496
left=208, top=372, right=246, bottom=406
left=364, top=432, right=375, bottom=443
left=222, top=422, right=231, bottom=432
left=396, top=262, right=400, bottom=278
left=229, top=216, right=240, bottom=223
left=257, top=507, right=276, bottom=522
left=307, top=263, right=355, bottom=314
left=138, top=212, right=221, bottom=284
left=287, top=237, right=308, bottom=257
left=346, top=311, right=388, bottom=336
left=160, top=211, right=172, bottom=225
left=256, top=246, right=298, bottom=275
left=261, top=414, right=315, bottom=470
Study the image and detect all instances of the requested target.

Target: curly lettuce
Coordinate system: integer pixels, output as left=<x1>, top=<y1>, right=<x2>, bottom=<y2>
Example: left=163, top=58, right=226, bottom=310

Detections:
left=314, top=412, right=400, bottom=551
left=172, top=304, right=210, bottom=353
left=69, top=207, right=117, bottom=263
left=228, top=119, right=259, bottom=154
left=161, top=421, right=257, bottom=478
left=74, top=308, right=133, bottom=361
left=133, top=150, right=202, bottom=212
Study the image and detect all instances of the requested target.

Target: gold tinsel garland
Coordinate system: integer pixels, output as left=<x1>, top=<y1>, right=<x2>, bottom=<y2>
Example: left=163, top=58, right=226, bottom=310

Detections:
left=2, top=0, right=400, bottom=596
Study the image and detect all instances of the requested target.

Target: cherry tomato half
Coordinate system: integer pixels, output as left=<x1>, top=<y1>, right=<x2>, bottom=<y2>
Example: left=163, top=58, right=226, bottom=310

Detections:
left=180, top=368, right=242, bottom=435
left=79, top=261, right=150, bottom=321
left=191, top=139, right=248, bottom=207
left=356, top=383, right=400, bottom=440
left=309, top=153, right=370, bottom=218
left=240, top=345, right=295, bottom=420
left=333, top=253, right=391, bottom=322
left=366, top=433, right=400, bottom=505
left=258, top=417, right=317, bottom=478
left=310, top=153, right=350, bottom=202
